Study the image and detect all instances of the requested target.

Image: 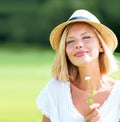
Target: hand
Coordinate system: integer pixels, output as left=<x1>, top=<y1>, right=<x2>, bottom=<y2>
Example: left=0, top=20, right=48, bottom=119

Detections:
left=85, top=103, right=102, bottom=122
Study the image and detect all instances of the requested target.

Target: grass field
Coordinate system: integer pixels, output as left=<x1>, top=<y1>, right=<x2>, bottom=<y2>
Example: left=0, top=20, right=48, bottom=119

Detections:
left=0, top=46, right=119, bottom=122
left=0, top=46, right=55, bottom=122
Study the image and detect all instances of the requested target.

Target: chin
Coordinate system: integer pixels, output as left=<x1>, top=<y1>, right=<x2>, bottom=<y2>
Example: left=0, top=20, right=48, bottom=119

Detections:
left=74, top=59, right=93, bottom=66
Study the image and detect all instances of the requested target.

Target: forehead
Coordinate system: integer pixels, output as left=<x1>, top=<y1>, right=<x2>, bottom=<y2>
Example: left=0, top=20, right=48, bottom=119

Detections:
left=67, top=22, right=95, bottom=33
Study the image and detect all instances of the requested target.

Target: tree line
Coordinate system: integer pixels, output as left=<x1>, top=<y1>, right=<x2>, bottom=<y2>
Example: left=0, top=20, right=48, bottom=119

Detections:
left=0, top=0, right=119, bottom=52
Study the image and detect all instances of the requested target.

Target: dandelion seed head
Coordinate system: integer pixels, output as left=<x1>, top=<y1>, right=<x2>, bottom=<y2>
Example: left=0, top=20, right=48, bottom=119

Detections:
left=85, top=76, right=91, bottom=80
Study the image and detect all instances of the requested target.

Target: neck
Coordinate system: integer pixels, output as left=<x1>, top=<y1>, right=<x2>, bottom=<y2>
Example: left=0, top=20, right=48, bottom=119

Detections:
left=76, top=62, right=103, bottom=91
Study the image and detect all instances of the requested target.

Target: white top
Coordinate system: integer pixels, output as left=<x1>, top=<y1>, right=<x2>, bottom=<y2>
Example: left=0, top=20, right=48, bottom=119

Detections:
left=37, top=79, right=120, bottom=122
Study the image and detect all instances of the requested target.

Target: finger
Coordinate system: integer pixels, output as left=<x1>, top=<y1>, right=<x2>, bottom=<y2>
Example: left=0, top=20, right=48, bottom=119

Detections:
left=92, top=114, right=102, bottom=122
left=85, top=109, right=100, bottom=121
left=85, top=110, right=99, bottom=121
left=87, top=103, right=100, bottom=115
left=90, top=103, right=100, bottom=109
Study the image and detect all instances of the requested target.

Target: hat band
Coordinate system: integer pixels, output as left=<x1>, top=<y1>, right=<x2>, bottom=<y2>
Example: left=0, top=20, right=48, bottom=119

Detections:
left=68, top=16, right=90, bottom=21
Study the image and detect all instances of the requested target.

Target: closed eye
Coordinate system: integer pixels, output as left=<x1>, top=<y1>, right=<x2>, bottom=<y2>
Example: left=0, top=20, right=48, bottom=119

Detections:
left=66, top=40, right=75, bottom=44
left=82, top=36, right=91, bottom=39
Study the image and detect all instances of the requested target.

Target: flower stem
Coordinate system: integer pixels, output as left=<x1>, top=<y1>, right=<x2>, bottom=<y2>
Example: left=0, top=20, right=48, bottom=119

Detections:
left=85, top=76, right=97, bottom=104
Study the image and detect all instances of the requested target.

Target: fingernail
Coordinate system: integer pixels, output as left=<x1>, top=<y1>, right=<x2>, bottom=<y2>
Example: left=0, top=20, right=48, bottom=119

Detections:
left=90, top=103, right=100, bottom=109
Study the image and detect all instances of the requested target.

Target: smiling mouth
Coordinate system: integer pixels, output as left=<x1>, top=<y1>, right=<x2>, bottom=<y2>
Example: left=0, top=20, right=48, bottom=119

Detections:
left=74, top=51, right=88, bottom=57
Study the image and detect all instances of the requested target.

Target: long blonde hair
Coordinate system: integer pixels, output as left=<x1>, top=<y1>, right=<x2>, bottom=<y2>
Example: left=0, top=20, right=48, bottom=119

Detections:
left=52, top=23, right=118, bottom=82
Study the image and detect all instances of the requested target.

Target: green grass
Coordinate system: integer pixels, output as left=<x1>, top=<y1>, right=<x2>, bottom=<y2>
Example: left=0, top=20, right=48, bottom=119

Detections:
left=0, top=46, right=55, bottom=122
left=0, top=46, right=119, bottom=122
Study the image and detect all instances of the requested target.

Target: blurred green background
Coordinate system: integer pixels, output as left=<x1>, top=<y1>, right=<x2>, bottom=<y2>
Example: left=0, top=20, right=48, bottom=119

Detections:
left=0, top=0, right=120, bottom=51
left=0, top=46, right=55, bottom=122
left=0, top=0, right=120, bottom=122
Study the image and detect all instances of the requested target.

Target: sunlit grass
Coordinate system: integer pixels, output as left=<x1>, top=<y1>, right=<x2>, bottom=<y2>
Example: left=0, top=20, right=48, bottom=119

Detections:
left=0, top=46, right=55, bottom=122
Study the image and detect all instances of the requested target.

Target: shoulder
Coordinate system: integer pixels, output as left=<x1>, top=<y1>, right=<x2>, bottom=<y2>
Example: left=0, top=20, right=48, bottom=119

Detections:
left=104, top=76, right=120, bottom=86
left=36, top=79, right=70, bottom=108
left=47, top=78, right=68, bottom=90
left=107, top=77, right=120, bottom=93
left=36, top=79, right=64, bottom=104
left=115, top=80, right=120, bottom=89
left=103, top=76, right=120, bottom=93
left=104, top=77, right=120, bottom=102
left=48, top=78, right=64, bottom=87
left=41, top=78, right=70, bottom=96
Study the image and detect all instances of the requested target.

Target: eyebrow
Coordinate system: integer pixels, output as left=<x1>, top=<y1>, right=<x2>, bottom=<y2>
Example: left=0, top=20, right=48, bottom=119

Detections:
left=80, top=32, right=92, bottom=36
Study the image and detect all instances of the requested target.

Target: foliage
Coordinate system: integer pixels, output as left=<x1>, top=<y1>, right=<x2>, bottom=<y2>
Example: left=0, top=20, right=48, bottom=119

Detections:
left=0, top=0, right=120, bottom=51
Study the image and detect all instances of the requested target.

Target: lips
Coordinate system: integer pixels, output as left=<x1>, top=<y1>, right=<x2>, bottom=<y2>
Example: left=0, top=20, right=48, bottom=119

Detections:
left=74, top=51, right=88, bottom=57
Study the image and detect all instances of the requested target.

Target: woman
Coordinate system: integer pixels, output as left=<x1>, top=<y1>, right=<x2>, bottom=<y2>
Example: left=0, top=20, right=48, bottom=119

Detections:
left=37, top=9, right=120, bottom=122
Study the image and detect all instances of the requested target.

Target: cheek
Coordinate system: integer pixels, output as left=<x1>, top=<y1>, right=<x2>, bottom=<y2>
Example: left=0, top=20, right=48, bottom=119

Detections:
left=66, top=46, right=73, bottom=61
left=88, top=42, right=101, bottom=57
left=94, top=41, right=100, bottom=47
left=90, top=48, right=100, bottom=59
left=88, top=41, right=99, bottom=48
left=88, top=41, right=101, bottom=52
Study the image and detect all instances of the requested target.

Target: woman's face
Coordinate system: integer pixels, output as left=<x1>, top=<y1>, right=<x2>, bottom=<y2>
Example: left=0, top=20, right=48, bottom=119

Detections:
left=66, top=23, right=103, bottom=66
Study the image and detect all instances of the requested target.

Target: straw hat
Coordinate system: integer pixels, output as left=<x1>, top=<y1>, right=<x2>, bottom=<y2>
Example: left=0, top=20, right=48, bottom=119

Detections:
left=50, top=9, right=118, bottom=52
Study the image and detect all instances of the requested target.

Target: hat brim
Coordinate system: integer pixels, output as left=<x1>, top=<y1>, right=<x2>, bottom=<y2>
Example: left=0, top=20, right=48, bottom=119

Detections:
left=50, top=20, right=118, bottom=52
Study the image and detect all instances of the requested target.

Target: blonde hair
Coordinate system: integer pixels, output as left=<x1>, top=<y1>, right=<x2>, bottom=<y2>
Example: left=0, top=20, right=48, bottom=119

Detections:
left=95, top=30, right=118, bottom=74
left=52, top=28, right=70, bottom=82
left=52, top=23, right=118, bottom=82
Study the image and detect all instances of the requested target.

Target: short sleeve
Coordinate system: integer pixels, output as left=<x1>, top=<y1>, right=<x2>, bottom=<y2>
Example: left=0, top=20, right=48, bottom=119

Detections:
left=36, top=79, right=62, bottom=122
left=36, top=86, right=51, bottom=118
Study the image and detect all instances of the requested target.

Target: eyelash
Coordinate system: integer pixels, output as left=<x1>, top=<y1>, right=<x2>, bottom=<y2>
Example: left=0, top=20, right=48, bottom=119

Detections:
left=67, top=40, right=75, bottom=44
left=82, top=36, right=91, bottom=39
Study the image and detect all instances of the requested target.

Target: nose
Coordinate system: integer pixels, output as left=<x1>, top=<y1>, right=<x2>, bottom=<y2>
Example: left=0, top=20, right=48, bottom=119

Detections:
left=75, top=40, right=83, bottom=49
